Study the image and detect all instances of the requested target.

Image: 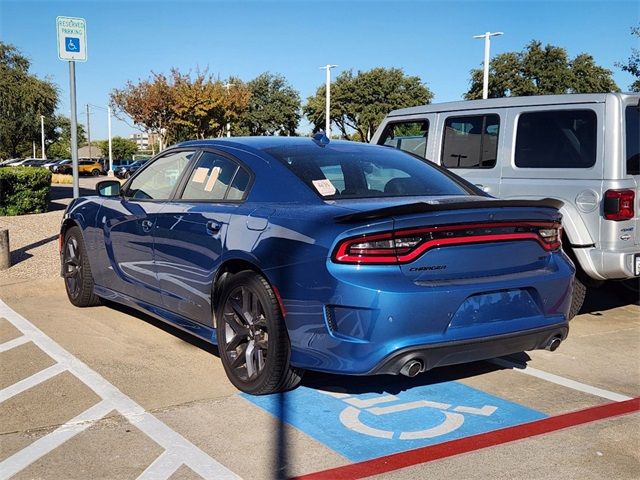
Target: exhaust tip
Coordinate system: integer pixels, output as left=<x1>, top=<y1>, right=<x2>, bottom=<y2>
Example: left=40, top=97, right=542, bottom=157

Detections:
left=400, top=359, right=423, bottom=377
left=546, top=336, right=562, bottom=352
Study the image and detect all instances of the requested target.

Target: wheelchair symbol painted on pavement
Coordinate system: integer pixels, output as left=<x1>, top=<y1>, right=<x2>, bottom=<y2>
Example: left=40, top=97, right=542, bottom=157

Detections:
left=320, top=390, right=497, bottom=440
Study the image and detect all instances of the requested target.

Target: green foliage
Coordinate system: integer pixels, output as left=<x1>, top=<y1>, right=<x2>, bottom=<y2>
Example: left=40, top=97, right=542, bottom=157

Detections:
left=95, top=137, right=139, bottom=160
left=304, top=67, right=433, bottom=141
left=0, top=42, right=59, bottom=158
left=237, top=72, right=301, bottom=136
left=616, top=26, right=640, bottom=92
left=465, top=40, right=620, bottom=99
left=46, top=115, right=87, bottom=159
left=0, top=166, right=52, bottom=216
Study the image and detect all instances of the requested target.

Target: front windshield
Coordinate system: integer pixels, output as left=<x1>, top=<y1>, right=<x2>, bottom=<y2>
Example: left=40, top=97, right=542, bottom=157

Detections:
left=264, top=143, right=470, bottom=199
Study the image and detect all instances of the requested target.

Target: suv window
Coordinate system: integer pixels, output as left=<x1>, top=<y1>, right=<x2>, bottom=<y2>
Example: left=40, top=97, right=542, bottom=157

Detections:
left=441, top=114, right=499, bottom=168
left=515, top=110, right=597, bottom=168
left=181, top=152, right=249, bottom=201
left=265, top=143, right=468, bottom=199
left=626, top=106, right=639, bottom=176
left=126, top=150, right=194, bottom=200
left=379, top=121, right=429, bottom=157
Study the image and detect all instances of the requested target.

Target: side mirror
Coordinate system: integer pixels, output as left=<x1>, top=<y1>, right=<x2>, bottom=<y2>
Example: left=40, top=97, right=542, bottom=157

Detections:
left=96, top=180, right=121, bottom=197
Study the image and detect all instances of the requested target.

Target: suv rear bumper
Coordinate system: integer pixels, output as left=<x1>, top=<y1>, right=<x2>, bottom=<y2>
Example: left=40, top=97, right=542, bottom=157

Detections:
left=582, top=246, right=640, bottom=280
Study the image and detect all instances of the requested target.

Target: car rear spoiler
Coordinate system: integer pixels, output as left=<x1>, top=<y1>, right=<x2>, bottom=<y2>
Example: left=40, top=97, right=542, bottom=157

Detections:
left=334, top=198, right=564, bottom=223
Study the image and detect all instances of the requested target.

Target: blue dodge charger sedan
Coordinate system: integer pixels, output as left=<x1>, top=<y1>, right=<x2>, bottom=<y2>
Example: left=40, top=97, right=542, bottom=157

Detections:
left=60, top=136, right=574, bottom=394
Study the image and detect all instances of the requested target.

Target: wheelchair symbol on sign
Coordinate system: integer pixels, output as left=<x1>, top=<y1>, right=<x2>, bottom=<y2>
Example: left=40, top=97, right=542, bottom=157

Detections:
left=320, top=390, right=497, bottom=440
left=65, top=37, right=79, bottom=52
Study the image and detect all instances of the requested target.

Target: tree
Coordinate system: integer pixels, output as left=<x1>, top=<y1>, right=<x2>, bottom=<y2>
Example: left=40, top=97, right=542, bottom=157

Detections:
left=237, top=72, right=301, bottom=136
left=95, top=137, right=138, bottom=160
left=304, top=67, right=433, bottom=141
left=111, top=69, right=251, bottom=146
left=46, top=115, right=87, bottom=159
left=110, top=72, right=175, bottom=150
left=616, top=26, right=640, bottom=92
left=0, top=42, right=58, bottom=158
left=171, top=70, right=250, bottom=140
left=465, top=40, right=619, bottom=99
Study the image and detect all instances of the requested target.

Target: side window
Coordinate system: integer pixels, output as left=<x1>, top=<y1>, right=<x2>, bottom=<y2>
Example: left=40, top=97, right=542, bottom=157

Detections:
left=379, top=121, right=429, bottom=158
left=515, top=110, right=597, bottom=168
left=126, top=150, right=194, bottom=200
left=181, top=152, right=248, bottom=201
left=441, top=114, right=499, bottom=168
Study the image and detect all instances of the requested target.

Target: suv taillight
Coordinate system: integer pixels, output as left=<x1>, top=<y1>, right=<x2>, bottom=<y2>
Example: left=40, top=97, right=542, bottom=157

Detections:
left=604, top=189, right=635, bottom=221
left=332, top=222, right=562, bottom=265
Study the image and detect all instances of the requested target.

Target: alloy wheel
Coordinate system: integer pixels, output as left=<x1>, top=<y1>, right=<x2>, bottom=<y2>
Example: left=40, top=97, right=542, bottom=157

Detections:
left=63, top=236, right=82, bottom=299
left=222, top=285, right=269, bottom=381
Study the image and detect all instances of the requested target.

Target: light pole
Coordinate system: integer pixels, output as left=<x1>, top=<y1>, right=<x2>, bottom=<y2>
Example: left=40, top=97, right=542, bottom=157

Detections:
left=320, top=64, right=337, bottom=138
left=107, top=106, right=113, bottom=175
left=473, top=31, right=503, bottom=100
left=40, top=115, right=46, bottom=159
left=223, top=82, right=234, bottom=138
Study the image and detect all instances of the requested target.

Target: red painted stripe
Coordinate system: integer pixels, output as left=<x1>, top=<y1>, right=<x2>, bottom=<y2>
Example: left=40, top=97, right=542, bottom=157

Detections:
left=292, top=397, right=639, bottom=480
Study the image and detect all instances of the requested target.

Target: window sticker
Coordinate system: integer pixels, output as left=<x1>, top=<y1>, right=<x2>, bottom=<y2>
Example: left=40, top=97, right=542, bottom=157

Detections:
left=204, top=167, right=221, bottom=192
left=312, top=179, right=337, bottom=196
left=192, top=167, right=209, bottom=184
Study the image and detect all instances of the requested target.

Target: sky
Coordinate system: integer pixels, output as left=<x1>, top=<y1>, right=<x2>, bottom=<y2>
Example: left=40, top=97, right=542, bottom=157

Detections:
left=1, top=0, right=638, bottom=141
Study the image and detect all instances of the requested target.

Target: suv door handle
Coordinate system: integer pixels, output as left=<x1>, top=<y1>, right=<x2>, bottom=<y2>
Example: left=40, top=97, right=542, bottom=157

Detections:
left=141, top=219, right=153, bottom=232
left=206, top=220, right=222, bottom=234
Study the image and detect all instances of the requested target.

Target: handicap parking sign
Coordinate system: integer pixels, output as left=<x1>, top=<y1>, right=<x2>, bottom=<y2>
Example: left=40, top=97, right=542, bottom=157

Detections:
left=65, top=37, right=80, bottom=52
left=242, top=378, right=547, bottom=462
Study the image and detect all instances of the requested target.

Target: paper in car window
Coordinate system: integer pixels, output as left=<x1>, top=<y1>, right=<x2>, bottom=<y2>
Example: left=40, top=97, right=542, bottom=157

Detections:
left=204, top=167, right=221, bottom=192
left=192, top=167, right=209, bottom=183
left=312, top=179, right=336, bottom=196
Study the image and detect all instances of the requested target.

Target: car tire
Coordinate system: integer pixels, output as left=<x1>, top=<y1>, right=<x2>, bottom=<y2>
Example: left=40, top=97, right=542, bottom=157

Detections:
left=62, top=226, right=101, bottom=307
left=91, top=169, right=100, bottom=176
left=216, top=271, right=303, bottom=395
left=125, top=171, right=131, bottom=179
left=569, top=275, right=587, bottom=320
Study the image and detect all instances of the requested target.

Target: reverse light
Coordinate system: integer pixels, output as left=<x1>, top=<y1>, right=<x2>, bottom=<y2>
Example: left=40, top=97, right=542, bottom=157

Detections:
left=604, top=189, right=635, bottom=221
left=333, top=222, right=562, bottom=265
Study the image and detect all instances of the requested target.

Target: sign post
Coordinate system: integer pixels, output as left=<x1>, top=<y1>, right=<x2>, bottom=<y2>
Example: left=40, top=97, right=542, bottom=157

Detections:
left=56, top=16, right=87, bottom=198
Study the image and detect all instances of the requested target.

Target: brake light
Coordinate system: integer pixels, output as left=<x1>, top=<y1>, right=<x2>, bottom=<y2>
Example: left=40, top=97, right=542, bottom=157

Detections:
left=333, top=222, right=562, bottom=264
left=604, top=189, right=635, bottom=221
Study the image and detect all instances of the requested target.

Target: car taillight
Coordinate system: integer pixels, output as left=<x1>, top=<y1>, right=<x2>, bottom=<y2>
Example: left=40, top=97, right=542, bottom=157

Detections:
left=332, top=222, right=562, bottom=265
left=604, top=189, right=635, bottom=221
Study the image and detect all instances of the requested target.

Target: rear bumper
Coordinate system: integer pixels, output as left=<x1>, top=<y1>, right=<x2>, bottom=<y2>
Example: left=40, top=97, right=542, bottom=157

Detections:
left=370, top=324, right=569, bottom=375
left=583, top=246, right=640, bottom=280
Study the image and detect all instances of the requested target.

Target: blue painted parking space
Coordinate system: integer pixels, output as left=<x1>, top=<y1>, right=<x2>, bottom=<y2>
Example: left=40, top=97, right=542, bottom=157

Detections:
left=242, top=376, right=546, bottom=462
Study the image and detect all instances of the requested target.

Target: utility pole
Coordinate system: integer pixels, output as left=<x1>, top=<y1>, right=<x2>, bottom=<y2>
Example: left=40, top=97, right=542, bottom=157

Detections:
left=473, top=31, right=503, bottom=99
left=319, top=64, right=337, bottom=138
left=107, top=106, right=113, bottom=175
left=223, top=82, right=234, bottom=138
left=86, top=104, right=91, bottom=160
left=32, top=141, right=36, bottom=159
left=40, top=115, right=46, bottom=159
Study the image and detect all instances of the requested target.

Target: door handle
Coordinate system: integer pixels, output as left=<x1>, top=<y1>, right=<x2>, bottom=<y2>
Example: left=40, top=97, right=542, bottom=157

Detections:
left=206, top=220, right=222, bottom=234
left=141, top=219, right=153, bottom=232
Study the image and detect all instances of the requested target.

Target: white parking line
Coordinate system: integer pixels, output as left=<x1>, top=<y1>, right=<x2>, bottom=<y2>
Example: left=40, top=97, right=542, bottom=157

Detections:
left=0, top=363, right=66, bottom=403
left=489, top=358, right=632, bottom=402
left=0, top=301, right=241, bottom=480
left=0, top=335, right=29, bottom=353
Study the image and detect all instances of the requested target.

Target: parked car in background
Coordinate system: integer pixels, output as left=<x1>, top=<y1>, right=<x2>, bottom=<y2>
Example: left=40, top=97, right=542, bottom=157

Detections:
left=60, top=137, right=574, bottom=394
left=57, top=159, right=103, bottom=176
left=43, top=159, right=65, bottom=169
left=114, top=159, right=147, bottom=179
left=0, top=158, right=24, bottom=167
left=373, top=93, right=640, bottom=316
left=51, top=159, right=72, bottom=173
left=20, top=159, right=49, bottom=167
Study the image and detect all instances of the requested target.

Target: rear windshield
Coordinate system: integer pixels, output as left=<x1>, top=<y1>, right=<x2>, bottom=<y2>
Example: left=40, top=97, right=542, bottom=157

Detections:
left=264, top=143, right=470, bottom=199
left=626, top=106, right=639, bottom=176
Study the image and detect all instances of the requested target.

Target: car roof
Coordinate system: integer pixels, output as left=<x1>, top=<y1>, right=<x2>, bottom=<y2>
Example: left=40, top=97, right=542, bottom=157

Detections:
left=174, top=136, right=383, bottom=155
left=386, top=92, right=639, bottom=117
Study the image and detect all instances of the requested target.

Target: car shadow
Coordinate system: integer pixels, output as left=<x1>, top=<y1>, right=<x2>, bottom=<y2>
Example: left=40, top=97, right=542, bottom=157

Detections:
left=101, top=300, right=220, bottom=357
left=580, top=281, right=639, bottom=315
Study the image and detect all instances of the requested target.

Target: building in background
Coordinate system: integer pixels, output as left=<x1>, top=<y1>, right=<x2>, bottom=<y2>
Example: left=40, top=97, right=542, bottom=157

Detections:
left=130, top=132, right=160, bottom=152
left=78, top=145, right=103, bottom=159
